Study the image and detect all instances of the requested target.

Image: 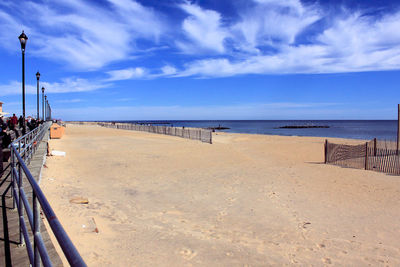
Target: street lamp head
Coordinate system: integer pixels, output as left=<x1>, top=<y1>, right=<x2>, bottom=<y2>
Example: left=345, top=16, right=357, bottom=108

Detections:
left=36, top=71, right=40, bottom=80
left=18, top=31, right=28, bottom=52
left=42, top=86, right=45, bottom=93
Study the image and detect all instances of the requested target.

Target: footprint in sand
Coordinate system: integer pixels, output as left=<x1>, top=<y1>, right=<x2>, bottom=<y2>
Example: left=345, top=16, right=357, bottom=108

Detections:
left=288, top=253, right=298, bottom=264
left=298, top=222, right=311, bottom=230
left=268, top=191, right=278, bottom=199
left=227, top=197, right=237, bottom=203
left=179, top=248, right=197, bottom=260
left=297, top=222, right=311, bottom=239
left=322, top=257, right=332, bottom=264
left=297, top=222, right=311, bottom=234
left=217, top=210, right=227, bottom=222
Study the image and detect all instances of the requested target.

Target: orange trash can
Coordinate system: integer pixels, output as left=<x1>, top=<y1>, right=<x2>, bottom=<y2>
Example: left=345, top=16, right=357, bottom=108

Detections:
left=50, top=124, right=65, bottom=139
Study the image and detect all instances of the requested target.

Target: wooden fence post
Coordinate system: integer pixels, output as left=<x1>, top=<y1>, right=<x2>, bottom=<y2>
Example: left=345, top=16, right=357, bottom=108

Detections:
left=397, top=104, right=400, bottom=155
left=374, top=138, right=377, bottom=156
left=365, top=142, right=369, bottom=170
left=324, top=139, right=328, bottom=164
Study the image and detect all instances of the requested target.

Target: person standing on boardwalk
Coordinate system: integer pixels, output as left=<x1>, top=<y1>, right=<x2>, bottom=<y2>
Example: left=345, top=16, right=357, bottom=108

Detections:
left=0, top=116, right=6, bottom=131
left=11, top=113, right=18, bottom=126
left=18, top=115, right=24, bottom=128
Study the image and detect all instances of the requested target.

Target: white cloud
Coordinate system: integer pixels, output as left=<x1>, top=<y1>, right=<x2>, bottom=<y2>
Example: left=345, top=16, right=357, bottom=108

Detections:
left=161, top=65, right=177, bottom=75
left=42, top=78, right=110, bottom=93
left=232, top=0, right=320, bottom=51
left=53, top=102, right=393, bottom=121
left=56, top=99, right=83, bottom=103
left=116, top=98, right=135, bottom=102
left=168, top=0, right=400, bottom=77
left=253, top=0, right=305, bottom=13
left=105, top=65, right=178, bottom=80
left=55, top=102, right=330, bottom=120
left=106, top=67, right=147, bottom=81
left=177, top=2, right=229, bottom=54
left=0, top=78, right=109, bottom=96
left=1, top=0, right=400, bottom=78
left=0, top=0, right=165, bottom=70
left=107, top=0, right=163, bottom=40
left=175, top=8, right=400, bottom=77
left=0, top=81, right=36, bottom=96
left=316, top=11, right=400, bottom=71
left=0, top=10, right=29, bottom=51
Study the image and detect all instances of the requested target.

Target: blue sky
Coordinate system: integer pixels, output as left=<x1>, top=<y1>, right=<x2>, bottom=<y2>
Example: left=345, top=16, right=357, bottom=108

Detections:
left=0, top=0, right=400, bottom=120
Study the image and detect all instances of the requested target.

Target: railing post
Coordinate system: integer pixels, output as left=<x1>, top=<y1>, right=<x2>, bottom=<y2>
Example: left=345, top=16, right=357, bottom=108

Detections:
left=18, top=157, right=25, bottom=245
left=2, top=185, right=12, bottom=267
left=11, top=148, right=16, bottom=210
left=28, top=134, right=31, bottom=160
left=33, top=191, right=40, bottom=267
left=24, top=136, right=27, bottom=161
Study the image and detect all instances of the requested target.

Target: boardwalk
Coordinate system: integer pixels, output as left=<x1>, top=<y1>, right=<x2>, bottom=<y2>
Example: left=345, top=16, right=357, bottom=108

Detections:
left=0, top=130, right=62, bottom=266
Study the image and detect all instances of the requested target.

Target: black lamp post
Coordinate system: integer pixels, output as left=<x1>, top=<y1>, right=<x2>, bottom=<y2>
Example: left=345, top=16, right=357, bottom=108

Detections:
left=18, top=31, right=28, bottom=133
left=42, top=87, right=45, bottom=120
left=36, top=71, right=40, bottom=120
left=44, top=95, right=47, bottom=121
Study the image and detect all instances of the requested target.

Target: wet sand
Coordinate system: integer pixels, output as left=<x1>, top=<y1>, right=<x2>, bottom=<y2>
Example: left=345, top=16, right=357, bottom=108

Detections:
left=41, top=124, right=400, bottom=266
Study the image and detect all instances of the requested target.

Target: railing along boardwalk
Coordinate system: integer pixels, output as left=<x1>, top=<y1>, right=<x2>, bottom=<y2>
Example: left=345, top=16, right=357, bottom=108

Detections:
left=69, top=121, right=213, bottom=144
left=0, top=124, right=62, bottom=266
left=0, top=123, right=86, bottom=266
left=325, top=138, right=400, bottom=175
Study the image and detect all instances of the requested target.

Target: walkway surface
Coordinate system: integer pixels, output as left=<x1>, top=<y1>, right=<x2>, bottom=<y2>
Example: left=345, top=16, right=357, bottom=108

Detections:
left=0, top=130, right=62, bottom=266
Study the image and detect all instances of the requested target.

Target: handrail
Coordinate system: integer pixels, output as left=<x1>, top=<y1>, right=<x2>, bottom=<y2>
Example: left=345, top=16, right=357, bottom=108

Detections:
left=11, top=122, right=48, bottom=163
left=10, top=122, right=86, bottom=267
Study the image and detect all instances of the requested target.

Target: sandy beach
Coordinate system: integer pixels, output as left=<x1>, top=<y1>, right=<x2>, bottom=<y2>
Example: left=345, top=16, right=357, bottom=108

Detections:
left=41, top=124, right=400, bottom=266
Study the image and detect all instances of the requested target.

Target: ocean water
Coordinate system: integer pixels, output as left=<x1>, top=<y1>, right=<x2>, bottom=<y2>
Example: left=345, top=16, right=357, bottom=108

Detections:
left=116, top=120, right=398, bottom=141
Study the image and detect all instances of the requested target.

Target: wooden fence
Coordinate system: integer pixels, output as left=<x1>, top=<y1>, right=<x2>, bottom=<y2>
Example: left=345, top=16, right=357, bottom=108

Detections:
left=325, top=139, right=400, bottom=175
left=99, top=122, right=212, bottom=144
left=68, top=121, right=213, bottom=144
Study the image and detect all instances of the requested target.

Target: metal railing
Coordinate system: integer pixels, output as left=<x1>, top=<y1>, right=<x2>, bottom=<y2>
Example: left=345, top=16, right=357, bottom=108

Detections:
left=12, top=123, right=49, bottom=165
left=10, top=122, right=86, bottom=267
